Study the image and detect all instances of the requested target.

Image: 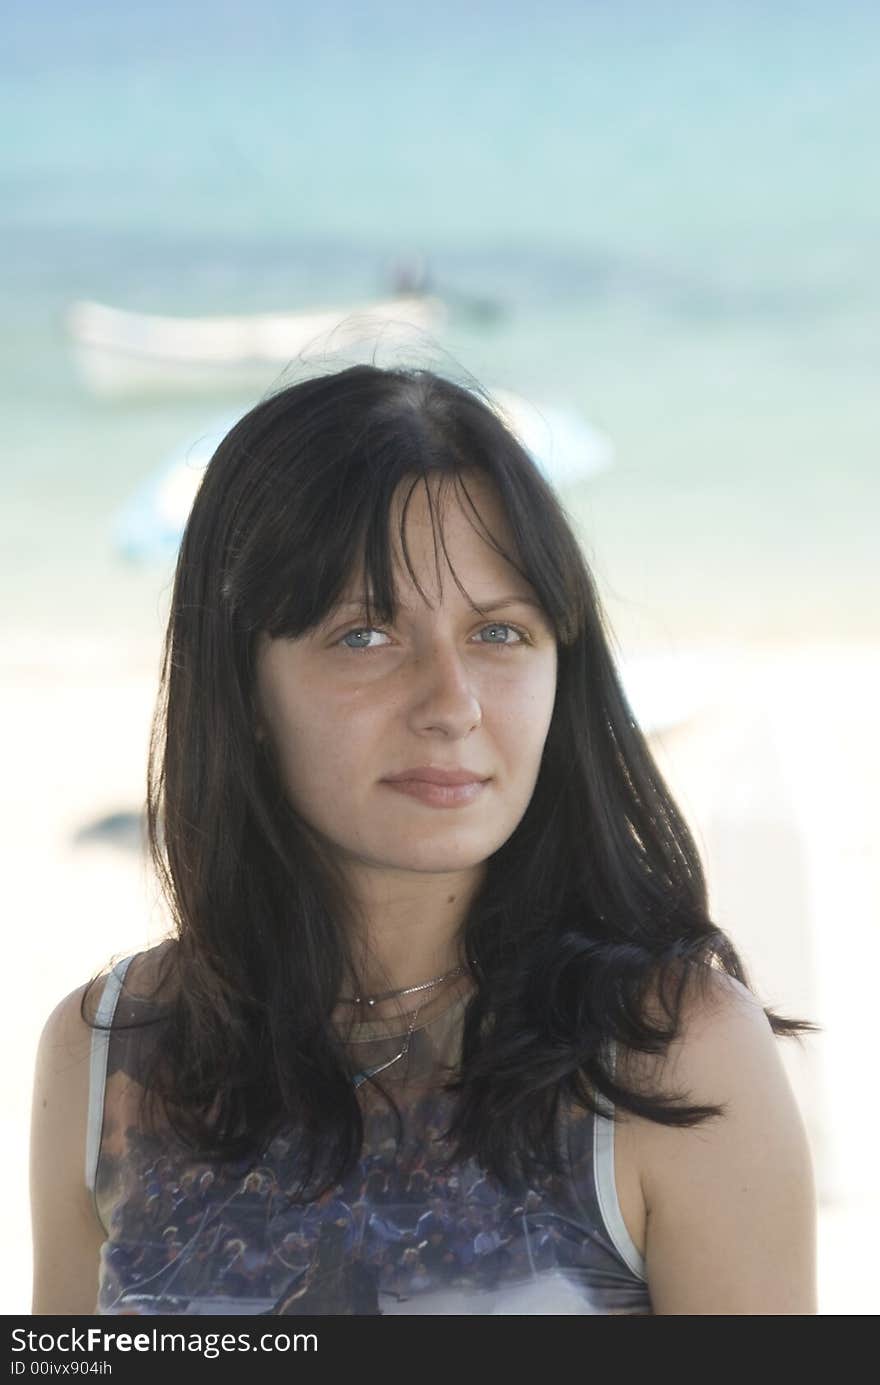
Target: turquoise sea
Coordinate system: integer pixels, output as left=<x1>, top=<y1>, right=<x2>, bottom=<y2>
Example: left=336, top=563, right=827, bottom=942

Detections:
left=3, top=0, right=878, bottom=651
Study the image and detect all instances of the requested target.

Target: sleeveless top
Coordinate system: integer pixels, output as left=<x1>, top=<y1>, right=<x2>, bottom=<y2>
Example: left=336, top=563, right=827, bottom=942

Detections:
left=87, top=952, right=653, bottom=1316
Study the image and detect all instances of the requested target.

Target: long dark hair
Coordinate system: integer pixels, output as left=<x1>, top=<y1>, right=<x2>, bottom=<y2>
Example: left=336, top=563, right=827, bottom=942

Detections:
left=89, top=362, right=815, bottom=1195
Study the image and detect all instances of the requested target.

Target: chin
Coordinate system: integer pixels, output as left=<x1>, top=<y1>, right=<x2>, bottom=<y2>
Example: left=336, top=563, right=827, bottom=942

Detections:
left=366, top=840, right=495, bottom=874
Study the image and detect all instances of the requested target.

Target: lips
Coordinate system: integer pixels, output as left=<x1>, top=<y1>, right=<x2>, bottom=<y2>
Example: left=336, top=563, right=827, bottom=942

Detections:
left=381, top=777, right=488, bottom=808
left=382, top=767, right=490, bottom=786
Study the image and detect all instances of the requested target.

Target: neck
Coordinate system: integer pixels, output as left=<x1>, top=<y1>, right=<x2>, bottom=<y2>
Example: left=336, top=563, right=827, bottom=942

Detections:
left=338, top=860, right=485, bottom=1005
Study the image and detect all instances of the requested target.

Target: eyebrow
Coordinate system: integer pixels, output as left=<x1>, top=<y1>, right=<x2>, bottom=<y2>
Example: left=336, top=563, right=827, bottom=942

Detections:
left=334, top=595, right=547, bottom=616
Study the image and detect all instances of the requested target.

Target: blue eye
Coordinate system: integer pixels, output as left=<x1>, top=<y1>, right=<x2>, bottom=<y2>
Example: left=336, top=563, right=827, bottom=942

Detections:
left=337, top=623, right=527, bottom=652
left=339, top=627, right=386, bottom=651
left=476, top=623, right=524, bottom=645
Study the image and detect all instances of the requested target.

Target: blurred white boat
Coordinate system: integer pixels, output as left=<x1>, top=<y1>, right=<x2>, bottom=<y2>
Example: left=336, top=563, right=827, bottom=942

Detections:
left=66, top=293, right=448, bottom=398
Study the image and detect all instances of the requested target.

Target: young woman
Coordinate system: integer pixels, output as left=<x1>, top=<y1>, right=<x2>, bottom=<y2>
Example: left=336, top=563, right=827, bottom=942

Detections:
left=30, top=364, right=817, bottom=1316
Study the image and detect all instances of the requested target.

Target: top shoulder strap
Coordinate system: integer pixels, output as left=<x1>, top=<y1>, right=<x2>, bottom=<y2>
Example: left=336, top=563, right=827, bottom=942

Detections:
left=85, top=953, right=137, bottom=1195
left=591, top=1037, right=647, bottom=1282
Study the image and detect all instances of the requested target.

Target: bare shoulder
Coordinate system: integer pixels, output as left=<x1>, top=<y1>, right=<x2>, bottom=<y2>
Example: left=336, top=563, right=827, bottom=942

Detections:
left=617, top=969, right=817, bottom=1314
left=666, top=971, right=800, bottom=1115
left=30, top=940, right=176, bottom=1315
left=616, top=969, right=781, bottom=1094
left=30, top=978, right=106, bottom=1314
left=631, top=969, right=769, bottom=1075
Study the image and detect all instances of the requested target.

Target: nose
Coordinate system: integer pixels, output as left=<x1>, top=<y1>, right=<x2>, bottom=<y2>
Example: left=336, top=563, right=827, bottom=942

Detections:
left=407, top=639, right=482, bottom=736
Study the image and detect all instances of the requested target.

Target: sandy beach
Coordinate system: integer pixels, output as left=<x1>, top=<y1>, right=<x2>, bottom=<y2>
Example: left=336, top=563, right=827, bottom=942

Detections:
left=6, top=632, right=878, bottom=1315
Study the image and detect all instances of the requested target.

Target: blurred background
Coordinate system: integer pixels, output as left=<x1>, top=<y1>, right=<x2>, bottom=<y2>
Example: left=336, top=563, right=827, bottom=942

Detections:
left=4, top=0, right=878, bottom=1314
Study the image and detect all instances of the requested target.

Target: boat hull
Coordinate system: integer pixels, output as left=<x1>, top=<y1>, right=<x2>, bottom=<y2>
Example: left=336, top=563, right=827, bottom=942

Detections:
left=66, top=295, right=448, bottom=397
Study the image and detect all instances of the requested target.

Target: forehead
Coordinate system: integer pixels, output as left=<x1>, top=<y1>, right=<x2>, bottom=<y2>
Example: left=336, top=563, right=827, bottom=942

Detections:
left=342, top=471, right=533, bottom=606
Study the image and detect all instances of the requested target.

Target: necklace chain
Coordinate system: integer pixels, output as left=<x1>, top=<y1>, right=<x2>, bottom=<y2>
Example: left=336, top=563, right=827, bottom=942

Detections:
left=350, top=1001, right=424, bottom=1088
left=347, top=964, right=468, bottom=1088
left=339, top=962, right=465, bottom=1009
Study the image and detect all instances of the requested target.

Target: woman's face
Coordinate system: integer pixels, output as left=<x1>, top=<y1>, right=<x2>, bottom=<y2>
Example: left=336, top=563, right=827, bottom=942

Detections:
left=254, top=472, right=558, bottom=881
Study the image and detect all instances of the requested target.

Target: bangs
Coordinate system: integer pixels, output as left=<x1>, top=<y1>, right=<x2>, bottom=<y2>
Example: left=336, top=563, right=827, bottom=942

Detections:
left=214, top=371, right=589, bottom=649
left=326, top=470, right=556, bottom=638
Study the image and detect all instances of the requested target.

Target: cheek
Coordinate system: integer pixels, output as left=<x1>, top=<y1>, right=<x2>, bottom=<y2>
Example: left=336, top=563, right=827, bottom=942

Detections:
left=491, top=666, right=557, bottom=736
left=273, top=698, right=378, bottom=794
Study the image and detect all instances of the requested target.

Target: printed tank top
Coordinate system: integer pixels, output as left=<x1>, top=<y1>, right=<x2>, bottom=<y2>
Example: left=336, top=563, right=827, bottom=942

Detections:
left=88, top=951, right=652, bottom=1316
